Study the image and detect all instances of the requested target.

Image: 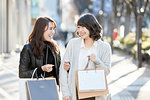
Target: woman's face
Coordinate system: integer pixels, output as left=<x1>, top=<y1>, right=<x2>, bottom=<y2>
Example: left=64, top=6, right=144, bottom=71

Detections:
left=43, top=22, right=55, bottom=42
left=77, top=25, right=90, bottom=39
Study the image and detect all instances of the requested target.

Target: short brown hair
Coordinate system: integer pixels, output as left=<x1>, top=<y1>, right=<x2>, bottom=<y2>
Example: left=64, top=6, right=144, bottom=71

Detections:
left=77, top=13, right=102, bottom=41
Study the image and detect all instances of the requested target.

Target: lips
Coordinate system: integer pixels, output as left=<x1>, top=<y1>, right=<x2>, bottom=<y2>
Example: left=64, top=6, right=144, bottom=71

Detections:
left=48, top=35, right=52, bottom=39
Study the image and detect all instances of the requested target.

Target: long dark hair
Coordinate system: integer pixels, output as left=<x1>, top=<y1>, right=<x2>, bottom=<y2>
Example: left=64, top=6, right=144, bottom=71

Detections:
left=28, top=17, right=59, bottom=59
left=77, top=13, right=102, bottom=41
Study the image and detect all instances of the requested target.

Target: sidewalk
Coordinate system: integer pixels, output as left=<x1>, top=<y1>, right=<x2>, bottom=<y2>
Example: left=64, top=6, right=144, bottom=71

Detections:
left=109, top=50, right=150, bottom=100
left=0, top=52, right=19, bottom=100
left=0, top=47, right=150, bottom=100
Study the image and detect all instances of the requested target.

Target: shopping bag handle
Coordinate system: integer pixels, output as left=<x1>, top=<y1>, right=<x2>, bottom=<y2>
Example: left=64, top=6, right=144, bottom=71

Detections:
left=31, top=68, right=46, bottom=80
left=31, top=68, right=38, bottom=79
left=84, top=58, right=96, bottom=71
left=84, top=58, right=90, bottom=70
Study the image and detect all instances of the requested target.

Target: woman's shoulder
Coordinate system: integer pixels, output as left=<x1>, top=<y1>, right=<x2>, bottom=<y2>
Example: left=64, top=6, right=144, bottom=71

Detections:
left=97, top=39, right=111, bottom=48
left=22, top=42, right=33, bottom=50
left=65, top=38, right=81, bottom=48
left=68, top=37, right=81, bottom=44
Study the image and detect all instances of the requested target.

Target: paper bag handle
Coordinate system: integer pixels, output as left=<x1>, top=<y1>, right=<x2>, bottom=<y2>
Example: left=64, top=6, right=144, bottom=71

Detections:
left=84, top=58, right=90, bottom=70
left=31, top=68, right=38, bottom=79
left=84, top=58, right=96, bottom=71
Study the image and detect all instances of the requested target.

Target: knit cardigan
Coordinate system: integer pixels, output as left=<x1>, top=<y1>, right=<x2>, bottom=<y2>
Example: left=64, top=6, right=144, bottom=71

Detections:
left=59, top=38, right=111, bottom=100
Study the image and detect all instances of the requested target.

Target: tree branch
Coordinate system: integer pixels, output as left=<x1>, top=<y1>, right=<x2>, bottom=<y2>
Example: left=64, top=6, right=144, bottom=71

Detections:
left=125, top=0, right=138, bottom=16
left=143, top=0, right=149, bottom=16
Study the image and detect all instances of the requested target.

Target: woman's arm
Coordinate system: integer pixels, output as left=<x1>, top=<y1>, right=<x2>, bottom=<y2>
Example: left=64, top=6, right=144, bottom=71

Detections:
left=19, top=44, right=34, bottom=78
left=93, top=43, right=112, bottom=74
left=59, top=40, right=73, bottom=97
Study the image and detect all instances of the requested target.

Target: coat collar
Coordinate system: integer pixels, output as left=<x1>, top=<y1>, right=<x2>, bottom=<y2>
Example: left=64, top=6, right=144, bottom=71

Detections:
left=80, top=39, right=97, bottom=48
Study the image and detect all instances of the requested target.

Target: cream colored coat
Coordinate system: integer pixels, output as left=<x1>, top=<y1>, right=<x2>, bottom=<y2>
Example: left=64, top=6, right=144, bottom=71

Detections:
left=59, top=38, right=111, bottom=100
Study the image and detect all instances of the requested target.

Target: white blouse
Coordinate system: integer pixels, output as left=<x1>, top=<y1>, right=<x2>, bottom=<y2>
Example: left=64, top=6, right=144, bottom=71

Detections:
left=78, top=39, right=97, bottom=70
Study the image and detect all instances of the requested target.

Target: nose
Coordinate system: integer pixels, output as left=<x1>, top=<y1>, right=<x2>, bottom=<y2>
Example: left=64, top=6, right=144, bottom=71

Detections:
left=51, top=29, right=55, bottom=34
left=49, top=30, right=54, bottom=36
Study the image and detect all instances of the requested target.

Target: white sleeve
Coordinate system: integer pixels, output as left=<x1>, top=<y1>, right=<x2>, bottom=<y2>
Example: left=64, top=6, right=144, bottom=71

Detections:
left=93, top=43, right=112, bottom=75
left=59, top=40, right=73, bottom=97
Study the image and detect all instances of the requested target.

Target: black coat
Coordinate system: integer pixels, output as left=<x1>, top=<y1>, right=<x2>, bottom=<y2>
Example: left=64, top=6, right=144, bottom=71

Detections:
left=19, top=42, right=61, bottom=85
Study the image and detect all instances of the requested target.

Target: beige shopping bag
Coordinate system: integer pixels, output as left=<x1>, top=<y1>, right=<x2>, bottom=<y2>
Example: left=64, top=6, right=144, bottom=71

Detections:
left=75, top=67, right=109, bottom=99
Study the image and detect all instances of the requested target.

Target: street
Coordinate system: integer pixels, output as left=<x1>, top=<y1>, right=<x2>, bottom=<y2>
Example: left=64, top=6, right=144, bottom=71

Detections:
left=108, top=50, right=150, bottom=100
left=0, top=52, right=19, bottom=100
left=1, top=0, right=150, bottom=100
left=0, top=41, right=150, bottom=100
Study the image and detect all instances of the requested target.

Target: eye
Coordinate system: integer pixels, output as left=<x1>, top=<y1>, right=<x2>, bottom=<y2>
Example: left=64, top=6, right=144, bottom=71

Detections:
left=77, top=26, right=82, bottom=29
left=49, top=27, right=55, bottom=30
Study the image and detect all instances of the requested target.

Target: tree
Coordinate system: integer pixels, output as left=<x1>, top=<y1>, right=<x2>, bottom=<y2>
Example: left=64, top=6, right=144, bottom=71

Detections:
left=125, top=0, right=149, bottom=68
left=111, top=0, right=125, bottom=52
left=124, top=3, right=132, bottom=36
left=73, top=0, right=93, bottom=14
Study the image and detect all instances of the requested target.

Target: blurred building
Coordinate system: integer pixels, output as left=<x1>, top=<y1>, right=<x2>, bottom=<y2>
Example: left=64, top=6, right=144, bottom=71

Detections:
left=0, top=0, right=31, bottom=54
left=31, top=0, right=62, bottom=32
left=61, top=0, right=78, bottom=32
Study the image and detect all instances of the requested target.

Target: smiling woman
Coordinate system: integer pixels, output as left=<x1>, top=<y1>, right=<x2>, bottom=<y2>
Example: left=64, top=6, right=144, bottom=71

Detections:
left=60, top=13, right=111, bottom=100
left=19, top=17, right=61, bottom=85
left=77, top=13, right=102, bottom=41
left=43, top=21, right=56, bottom=42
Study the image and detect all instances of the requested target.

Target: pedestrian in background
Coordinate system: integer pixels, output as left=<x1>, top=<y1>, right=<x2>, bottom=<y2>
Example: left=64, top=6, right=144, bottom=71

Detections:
left=113, top=28, right=118, bottom=40
left=19, top=17, right=61, bottom=85
left=59, top=13, right=111, bottom=100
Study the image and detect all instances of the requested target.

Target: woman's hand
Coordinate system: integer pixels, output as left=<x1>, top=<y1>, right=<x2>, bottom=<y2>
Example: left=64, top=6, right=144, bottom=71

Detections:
left=64, top=62, right=70, bottom=71
left=42, top=64, right=54, bottom=72
left=88, top=54, right=96, bottom=62
left=63, top=96, right=71, bottom=100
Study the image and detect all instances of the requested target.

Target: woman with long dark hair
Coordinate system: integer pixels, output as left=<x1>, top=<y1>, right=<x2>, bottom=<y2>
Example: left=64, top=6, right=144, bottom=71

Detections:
left=19, top=17, right=60, bottom=85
